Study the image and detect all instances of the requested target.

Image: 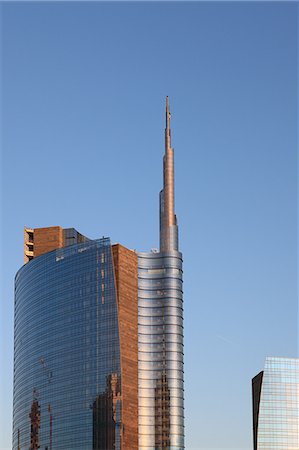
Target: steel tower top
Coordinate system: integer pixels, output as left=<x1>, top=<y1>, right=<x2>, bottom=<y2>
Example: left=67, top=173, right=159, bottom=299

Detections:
left=160, top=96, right=179, bottom=252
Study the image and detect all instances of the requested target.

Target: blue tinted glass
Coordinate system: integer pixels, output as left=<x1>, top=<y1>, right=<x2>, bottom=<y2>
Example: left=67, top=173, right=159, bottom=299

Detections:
left=13, top=238, right=121, bottom=450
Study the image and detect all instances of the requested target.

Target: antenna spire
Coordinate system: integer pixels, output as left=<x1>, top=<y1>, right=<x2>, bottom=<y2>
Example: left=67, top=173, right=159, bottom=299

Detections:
left=160, top=96, right=178, bottom=252
left=165, top=96, right=171, bottom=148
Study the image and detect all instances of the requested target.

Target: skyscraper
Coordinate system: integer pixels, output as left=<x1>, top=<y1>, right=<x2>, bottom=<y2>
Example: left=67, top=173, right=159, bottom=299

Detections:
left=252, top=357, right=299, bottom=450
left=13, top=98, right=184, bottom=450
left=138, top=97, right=184, bottom=450
left=14, top=231, right=138, bottom=450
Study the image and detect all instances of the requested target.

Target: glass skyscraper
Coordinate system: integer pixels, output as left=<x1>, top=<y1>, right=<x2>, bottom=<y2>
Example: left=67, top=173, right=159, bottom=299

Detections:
left=138, top=97, right=184, bottom=450
left=13, top=98, right=184, bottom=450
left=14, top=233, right=138, bottom=450
left=252, top=357, right=299, bottom=450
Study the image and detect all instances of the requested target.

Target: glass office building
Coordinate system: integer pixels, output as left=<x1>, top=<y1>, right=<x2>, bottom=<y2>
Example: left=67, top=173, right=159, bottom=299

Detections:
left=252, top=357, right=299, bottom=450
left=13, top=235, right=138, bottom=450
left=138, top=97, right=184, bottom=450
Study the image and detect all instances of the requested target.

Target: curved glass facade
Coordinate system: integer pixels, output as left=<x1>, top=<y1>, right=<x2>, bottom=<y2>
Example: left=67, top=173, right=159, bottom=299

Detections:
left=13, top=238, right=122, bottom=450
left=138, top=251, right=184, bottom=450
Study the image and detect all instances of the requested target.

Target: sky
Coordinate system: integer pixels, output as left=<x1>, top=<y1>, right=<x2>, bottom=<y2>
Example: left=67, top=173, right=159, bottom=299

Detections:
left=1, top=2, right=298, bottom=449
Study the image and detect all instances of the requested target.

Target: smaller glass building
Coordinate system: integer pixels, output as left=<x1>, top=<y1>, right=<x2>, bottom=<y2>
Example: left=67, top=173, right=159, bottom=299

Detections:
left=252, top=357, right=299, bottom=450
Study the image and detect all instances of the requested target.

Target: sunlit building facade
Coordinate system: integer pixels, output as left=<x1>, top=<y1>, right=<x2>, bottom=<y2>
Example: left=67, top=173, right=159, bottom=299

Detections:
left=13, top=232, right=138, bottom=450
left=138, top=97, right=184, bottom=450
left=252, top=357, right=299, bottom=450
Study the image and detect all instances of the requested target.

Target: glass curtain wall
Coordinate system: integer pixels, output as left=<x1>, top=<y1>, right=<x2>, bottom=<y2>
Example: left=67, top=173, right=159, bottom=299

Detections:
left=254, top=357, right=299, bottom=450
left=13, top=238, right=121, bottom=450
left=138, top=251, right=184, bottom=450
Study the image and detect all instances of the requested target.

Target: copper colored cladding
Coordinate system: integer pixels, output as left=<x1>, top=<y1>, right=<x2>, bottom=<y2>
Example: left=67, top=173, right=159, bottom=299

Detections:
left=164, top=96, right=175, bottom=227
left=112, top=244, right=138, bottom=450
left=34, top=226, right=64, bottom=258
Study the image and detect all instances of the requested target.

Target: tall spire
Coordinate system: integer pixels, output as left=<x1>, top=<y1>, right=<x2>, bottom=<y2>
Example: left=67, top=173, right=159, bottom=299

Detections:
left=166, top=95, right=171, bottom=143
left=160, top=96, right=178, bottom=252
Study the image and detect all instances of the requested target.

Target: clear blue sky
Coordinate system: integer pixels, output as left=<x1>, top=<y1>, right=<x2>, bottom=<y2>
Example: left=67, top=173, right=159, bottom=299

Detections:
left=1, top=2, right=297, bottom=449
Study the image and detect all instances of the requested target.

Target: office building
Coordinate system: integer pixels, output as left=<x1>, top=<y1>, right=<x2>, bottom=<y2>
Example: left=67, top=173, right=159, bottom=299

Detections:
left=14, top=230, right=138, bottom=450
left=252, top=357, right=299, bottom=450
left=138, top=97, right=184, bottom=449
left=13, top=97, right=184, bottom=450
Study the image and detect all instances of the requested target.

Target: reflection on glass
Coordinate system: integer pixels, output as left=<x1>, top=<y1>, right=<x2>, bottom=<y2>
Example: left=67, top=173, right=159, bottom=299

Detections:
left=138, top=252, right=184, bottom=450
left=13, top=238, right=122, bottom=450
left=92, top=373, right=122, bottom=450
left=29, top=396, right=40, bottom=450
left=155, top=372, right=170, bottom=450
left=252, top=357, right=299, bottom=450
